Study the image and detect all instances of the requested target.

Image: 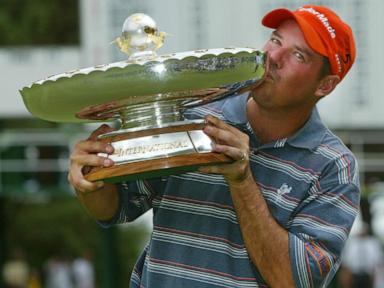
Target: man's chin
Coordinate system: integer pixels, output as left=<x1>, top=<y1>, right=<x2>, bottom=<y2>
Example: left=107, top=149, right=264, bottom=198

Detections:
left=250, top=83, right=274, bottom=101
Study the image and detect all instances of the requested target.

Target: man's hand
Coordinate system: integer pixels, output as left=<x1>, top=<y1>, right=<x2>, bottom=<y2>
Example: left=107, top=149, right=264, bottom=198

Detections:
left=199, top=115, right=252, bottom=185
left=68, top=124, right=115, bottom=193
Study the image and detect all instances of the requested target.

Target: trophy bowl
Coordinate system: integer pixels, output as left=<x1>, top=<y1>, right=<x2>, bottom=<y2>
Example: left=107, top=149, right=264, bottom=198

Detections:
left=20, top=14, right=267, bottom=183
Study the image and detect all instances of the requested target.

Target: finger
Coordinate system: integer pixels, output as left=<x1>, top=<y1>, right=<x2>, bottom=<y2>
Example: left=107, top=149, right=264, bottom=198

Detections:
left=205, top=115, right=238, bottom=133
left=76, top=178, right=105, bottom=194
left=204, top=124, right=243, bottom=147
left=204, top=116, right=249, bottom=147
left=70, top=153, right=114, bottom=168
left=198, top=160, right=249, bottom=176
left=88, top=124, right=115, bottom=141
left=75, top=140, right=114, bottom=155
left=68, top=166, right=104, bottom=193
left=213, top=144, right=248, bottom=161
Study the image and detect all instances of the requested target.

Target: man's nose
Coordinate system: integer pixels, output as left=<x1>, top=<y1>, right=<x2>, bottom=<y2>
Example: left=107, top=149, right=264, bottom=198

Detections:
left=267, top=48, right=286, bottom=70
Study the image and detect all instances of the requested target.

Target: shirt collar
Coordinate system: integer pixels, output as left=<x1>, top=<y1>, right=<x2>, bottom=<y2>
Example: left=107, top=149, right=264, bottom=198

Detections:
left=222, top=95, right=327, bottom=151
left=221, top=92, right=249, bottom=124
left=285, top=107, right=328, bottom=151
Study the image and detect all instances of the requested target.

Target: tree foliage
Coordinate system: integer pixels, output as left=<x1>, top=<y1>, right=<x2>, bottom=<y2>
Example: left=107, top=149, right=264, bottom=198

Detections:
left=0, top=0, right=79, bottom=45
left=3, top=196, right=150, bottom=287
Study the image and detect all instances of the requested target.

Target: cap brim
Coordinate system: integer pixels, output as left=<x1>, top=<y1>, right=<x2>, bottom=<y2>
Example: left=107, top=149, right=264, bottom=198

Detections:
left=262, top=8, right=296, bottom=29
left=262, top=8, right=328, bottom=57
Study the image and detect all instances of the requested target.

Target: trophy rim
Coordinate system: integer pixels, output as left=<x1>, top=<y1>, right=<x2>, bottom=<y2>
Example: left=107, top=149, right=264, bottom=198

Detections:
left=20, top=48, right=267, bottom=126
left=21, top=47, right=263, bottom=89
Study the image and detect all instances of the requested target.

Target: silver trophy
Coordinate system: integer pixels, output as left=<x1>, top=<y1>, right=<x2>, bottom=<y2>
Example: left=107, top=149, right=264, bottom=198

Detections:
left=20, top=13, right=267, bottom=182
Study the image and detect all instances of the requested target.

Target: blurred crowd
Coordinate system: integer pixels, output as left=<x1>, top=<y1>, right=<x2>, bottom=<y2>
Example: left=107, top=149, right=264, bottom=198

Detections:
left=1, top=249, right=95, bottom=288
left=338, top=218, right=384, bottom=288
left=337, top=180, right=384, bottom=288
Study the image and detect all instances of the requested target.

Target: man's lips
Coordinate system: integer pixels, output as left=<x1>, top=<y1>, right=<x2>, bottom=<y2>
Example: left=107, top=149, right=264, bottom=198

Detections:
left=263, top=52, right=275, bottom=82
left=265, top=72, right=275, bottom=82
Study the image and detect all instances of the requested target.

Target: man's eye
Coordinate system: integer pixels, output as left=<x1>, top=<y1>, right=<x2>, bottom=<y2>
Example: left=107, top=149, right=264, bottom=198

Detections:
left=270, top=37, right=280, bottom=45
left=294, top=51, right=305, bottom=62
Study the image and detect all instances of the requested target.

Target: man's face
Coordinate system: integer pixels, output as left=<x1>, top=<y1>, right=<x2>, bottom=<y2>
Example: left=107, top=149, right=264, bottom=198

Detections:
left=251, top=19, right=326, bottom=111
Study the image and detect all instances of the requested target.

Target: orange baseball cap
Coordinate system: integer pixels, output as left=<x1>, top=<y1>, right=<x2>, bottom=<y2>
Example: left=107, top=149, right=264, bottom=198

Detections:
left=262, top=5, right=356, bottom=80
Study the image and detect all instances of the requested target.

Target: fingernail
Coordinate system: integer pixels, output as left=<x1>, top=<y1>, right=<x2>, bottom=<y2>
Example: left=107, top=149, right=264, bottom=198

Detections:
left=204, top=126, right=212, bottom=133
left=104, top=159, right=113, bottom=167
left=206, top=116, right=213, bottom=124
left=213, top=145, right=223, bottom=152
left=106, top=145, right=114, bottom=153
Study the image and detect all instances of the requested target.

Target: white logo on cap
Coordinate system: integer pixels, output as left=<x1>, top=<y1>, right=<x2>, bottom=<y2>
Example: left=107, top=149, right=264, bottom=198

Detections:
left=335, top=54, right=342, bottom=73
left=299, top=7, right=336, bottom=39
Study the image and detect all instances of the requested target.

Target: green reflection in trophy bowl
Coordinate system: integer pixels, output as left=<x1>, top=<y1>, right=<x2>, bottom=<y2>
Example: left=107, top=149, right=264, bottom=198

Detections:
left=20, top=48, right=267, bottom=129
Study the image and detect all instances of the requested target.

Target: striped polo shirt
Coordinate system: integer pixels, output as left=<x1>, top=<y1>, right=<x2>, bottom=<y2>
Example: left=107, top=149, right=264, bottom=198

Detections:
left=100, top=93, right=360, bottom=288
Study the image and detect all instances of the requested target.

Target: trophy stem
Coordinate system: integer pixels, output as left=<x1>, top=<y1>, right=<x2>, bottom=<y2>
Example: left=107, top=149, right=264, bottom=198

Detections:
left=118, top=101, right=184, bottom=130
left=128, top=50, right=157, bottom=60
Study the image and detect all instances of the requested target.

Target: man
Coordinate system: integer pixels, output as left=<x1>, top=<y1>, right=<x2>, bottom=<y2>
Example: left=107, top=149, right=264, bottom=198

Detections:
left=68, top=5, right=360, bottom=288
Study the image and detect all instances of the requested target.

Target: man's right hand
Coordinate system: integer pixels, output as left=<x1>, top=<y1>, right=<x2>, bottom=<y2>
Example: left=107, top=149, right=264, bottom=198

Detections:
left=68, top=124, right=115, bottom=194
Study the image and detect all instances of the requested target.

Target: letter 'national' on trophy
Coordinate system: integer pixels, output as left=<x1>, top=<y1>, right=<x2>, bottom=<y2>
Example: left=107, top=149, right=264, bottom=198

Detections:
left=20, top=13, right=268, bottom=183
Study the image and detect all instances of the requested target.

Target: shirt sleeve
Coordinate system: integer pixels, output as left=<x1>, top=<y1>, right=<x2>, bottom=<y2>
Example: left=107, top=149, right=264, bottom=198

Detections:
left=288, top=152, right=360, bottom=288
left=98, top=177, right=166, bottom=228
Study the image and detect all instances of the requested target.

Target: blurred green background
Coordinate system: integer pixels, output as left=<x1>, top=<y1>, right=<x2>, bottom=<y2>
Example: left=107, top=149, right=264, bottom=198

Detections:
left=0, top=118, right=151, bottom=288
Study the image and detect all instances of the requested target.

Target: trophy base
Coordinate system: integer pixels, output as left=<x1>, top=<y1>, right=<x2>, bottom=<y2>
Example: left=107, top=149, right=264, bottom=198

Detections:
left=84, top=121, right=232, bottom=183
left=85, top=152, right=230, bottom=183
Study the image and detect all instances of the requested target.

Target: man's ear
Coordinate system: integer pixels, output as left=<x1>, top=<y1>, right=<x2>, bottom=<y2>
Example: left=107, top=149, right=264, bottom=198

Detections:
left=315, top=75, right=340, bottom=99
